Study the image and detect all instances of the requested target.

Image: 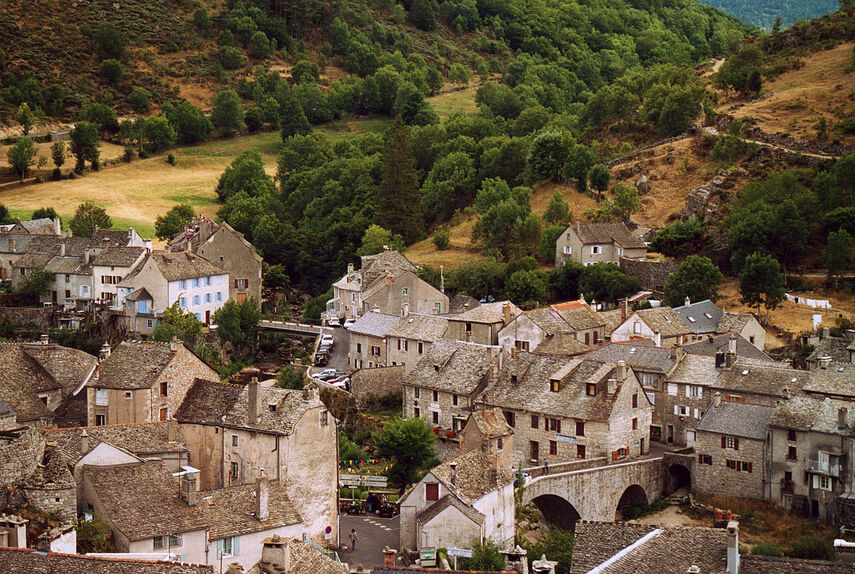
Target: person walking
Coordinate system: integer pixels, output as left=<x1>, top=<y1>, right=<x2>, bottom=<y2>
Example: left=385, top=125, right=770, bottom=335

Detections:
left=349, top=528, right=359, bottom=551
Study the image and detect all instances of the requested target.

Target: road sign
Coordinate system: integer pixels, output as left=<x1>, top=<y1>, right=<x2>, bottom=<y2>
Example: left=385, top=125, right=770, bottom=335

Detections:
left=339, top=474, right=388, bottom=488
left=447, top=547, right=473, bottom=558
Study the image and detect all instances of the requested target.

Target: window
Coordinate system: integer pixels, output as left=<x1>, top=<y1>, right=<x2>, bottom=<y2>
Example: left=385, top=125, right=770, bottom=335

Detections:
left=787, top=429, right=797, bottom=442
left=549, top=441, right=558, bottom=456
left=515, top=340, right=530, bottom=352
left=205, top=276, right=211, bottom=286
left=414, top=407, right=420, bottom=418
left=722, top=436, right=739, bottom=450
left=640, top=372, right=658, bottom=389
left=205, top=293, right=211, bottom=303
left=530, top=441, right=539, bottom=461
left=698, top=454, right=712, bottom=465
left=371, top=346, right=381, bottom=356
left=632, top=393, right=638, bottom=408
left=160, top=382, right=168, bottom=396
left=497, top=437, right=503, bottom=451
left=817, top=475, right=832, bottom=491
left=169, top=534, right=183, bottom=548
left=593, top=331, right=599, bottom=344
left=667, top=384, right=678, bottom=396
left=230, top=462, right=239, bottom=482
left=95, top=414, right=106, bottom=426
left=220, top=536, right=239, bottom=557
left=179, top=297, right=186, bottom=308
left=550, top=379, right=560, bottom=393
left=154, top=536, right=164, bottom=550
left=563, top=246, right=572, bottom=254
left=591, top=245, right=601, bottom=255
left=216, top=292, right=222, bottom=302
left=433, top=390, right=438, bottom=402
left=193, top=295, right=200, bottom=306
left=586, top=383, right=597, bottom=396
left=426, top=483, right=439, bottom=501
left=452, top=394, right=458, bottom=406
left=147, top=319, right=153, bottom=328
left=504, top=411, right=516, bottom=428
left=548, top=418, right=561, bottom=433
left=617, top=247, right=624, bottom=256
left=465, top=322, right=472, bottom=333
left=95, top=388, right=109, bottom=406
left=688, top=385, right=702, bottom=399
left=125, top=391, right=132, bottom=399
left=633, top=322, right=641, bottom=334
left=402, top=287, right=409, bottom=295
left=418, top=342, right=424, bottom=354
left=577, top=444, right=586, bottom=459
left=159, top=407, right=168, bottom=421
left=434, top=303, right=441, bottom=314
left=192, top=278, right=199, bottom=288
left=357, top=343, right=362, bottom=353
left=787, top=446, right=797, bottom=460
left=531, top=415, right=539, bottom=429
left=742, top=461, right=753, bottom=473
left=675, top=405, right=689, bottom=417
left=65, top=289, right=71, bottom=298
left=575, top=421, right=585, bottom=436
left=585, top=332, right=590, bottom=345
left=179, top=280, right=186, bottom=290
left=403, top=340, right=408, bottom=351
left=432, top=411, right=439, bottom=424
left=414, top=387, right=420, bottom=399
left=632, top=418, right=638, bottom=430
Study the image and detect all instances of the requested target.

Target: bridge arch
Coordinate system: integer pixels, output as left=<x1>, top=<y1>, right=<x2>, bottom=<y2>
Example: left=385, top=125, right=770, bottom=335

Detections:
left=531, top=494, right=581, bottom=530
left=615, top=484, right=649, bottom=520
left=667, top=463, right=691, bottom=494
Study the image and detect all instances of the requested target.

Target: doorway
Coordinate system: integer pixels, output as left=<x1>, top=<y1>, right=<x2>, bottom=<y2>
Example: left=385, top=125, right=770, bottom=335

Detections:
left=686, top=430, right=696, bottom=447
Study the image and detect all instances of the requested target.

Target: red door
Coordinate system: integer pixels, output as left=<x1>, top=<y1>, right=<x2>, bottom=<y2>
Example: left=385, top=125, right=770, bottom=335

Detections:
left=205, top=310, right=211, bottom=324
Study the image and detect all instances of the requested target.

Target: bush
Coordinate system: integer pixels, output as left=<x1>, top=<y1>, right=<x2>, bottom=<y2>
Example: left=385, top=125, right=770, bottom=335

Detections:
left=122, top=145, right=135, bottom=163
left=93, top=22, right=125, bottom=60
left=787, top=537, right=834, bottom=561
left=127, top=87, right=151, bottom=114
left=220, top=46, right=244, bottom=70
left=166, top=152, right=175, bottom=165
left=98, top=58, right=124, bottom=86
left=433, top=226, right=450, bottom=250
left=249, top=31, right=273, bottom=59
left=751, top=542, right=783, bottom=557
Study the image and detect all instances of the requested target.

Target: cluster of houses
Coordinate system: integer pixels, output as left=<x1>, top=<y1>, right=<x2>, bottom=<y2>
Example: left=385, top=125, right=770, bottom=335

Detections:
left=0, top=217, right=261, bottom=334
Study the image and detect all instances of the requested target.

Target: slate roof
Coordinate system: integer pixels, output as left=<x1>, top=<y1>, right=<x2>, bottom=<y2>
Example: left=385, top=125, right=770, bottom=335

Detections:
left=714, top=357, right=807, bottom=399
left=466, top=407, right=513, bottom=439
left=84, top=461, right=209, bottom=540
left=599, top=309, right=626, bottom=337
left=450, top=301, right=521, bottom=325
left=0, top=547, right=213, bottom=573
left=92, top=228, right=137, bottom=246
left=126, top=287, right=153, bottom=302
left=632, top=307, right=692, bottom=338
left=91, top=246, right=146, bottom=267
left=429, top=449, right=514, bottom=505
left=246, top=537, right=349, bottom=574
left=803, top=365, right=855, bottom=399
left=741, top=554, right=855, bottom=573
left=347, top=311, right=401, bottom=338
left=25, top=445, right=75, bottom=489
left=389, top=313, right=448, bottom=341
left=770, top=395, right=855, bottom=436
left=696, top=402, right=775, bottom=440
left=534, top=334, right=592, bottom=356
left=552, top=300, right=606, bottom=331
left=0, top=343, right=54, bottom=421
left=481, top=354, right=630, bottom=421
left=0, top=397, right=13, bottom=417
left=417, top=493, right=485, bottom=526
left=360, top=249, right=418, bottom=283
left=21, top=343, right=97, bottom=394
left=449, top=294, right=480, bottom=314
left=47, top=421, right=186, bottom=464
left=13, top=251, right=53, bottom=269
left=522, top=307, right=573, bottom=336
left=16, top=217, right=55, bottom=231
left=201, top=480, right=302, bottom=539
left=45, top=255, right=87, bottom=275
left=150, top=251, right=224, bottom=281
left=570, top=222, right=646, bottom=248
left=667, top=354, right=719, bottom=387
left=0, top=233, right=40, bottom=253
left=583, top=341, right=674, bottom=374
left=95, top=341, right=178, bottom=390
left=570, top=522, right=662, bottom=574
left=683, top=333, right=772, bottom=361
left=403, top=339, right=497, bottom=394
left=673, top=299, right=724, bottom=334
left=715, top=312, right=756, bottom=335
left=175, top=379, right=243, bottom=424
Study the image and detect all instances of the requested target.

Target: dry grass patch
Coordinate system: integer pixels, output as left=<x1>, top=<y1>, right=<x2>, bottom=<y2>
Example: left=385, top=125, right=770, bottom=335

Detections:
left=427, top=84, right=482, bottom=120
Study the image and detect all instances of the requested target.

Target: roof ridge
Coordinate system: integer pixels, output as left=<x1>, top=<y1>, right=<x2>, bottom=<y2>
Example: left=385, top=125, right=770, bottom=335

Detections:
left=46, top=420, right=171, bottom=432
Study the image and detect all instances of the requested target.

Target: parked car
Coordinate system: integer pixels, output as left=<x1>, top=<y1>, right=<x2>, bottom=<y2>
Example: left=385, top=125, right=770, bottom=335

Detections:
left=321, top=334, right=335, bottom=348
left=327, top=317, right=341, bottom=327
left=344, top=318, right=356, bottom=328
left=314, top=368, right=338, bottom=378
left=313, top=352, right=329, bottom=367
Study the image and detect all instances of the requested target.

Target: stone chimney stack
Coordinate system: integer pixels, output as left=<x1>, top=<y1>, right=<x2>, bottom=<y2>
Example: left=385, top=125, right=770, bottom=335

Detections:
left=256, top=469, right=269, bottom=521
left=347, top=263, right=354, bottom=275
left=728, top=334, right=737, bottom=355
left=167, top=419, right=178, bottom=443
left=99, top=342, right=111, bottom=360
left=617, top=360, right=628, bottom=382
left=80, top=430, right=89, bottom=454
left=726, top=521, right=739, bottom=574
left=532, top=554, right=558, bottom=574
left=181, top=473, right=198, bottom=507
left=84, top=249, right=90, bottom=264
left=60, top=242, right=66, bottom=256
left=402, top=302, right=409, bottom=317
left=653, top=332, right=662, bottom=347
left=40, top=333, right=49, bottom=345
left=840, top=407, right=848, bottom=430
left=620, top=298, right=629, bottom=322
left=54, top=217, right=61, bottom=235
left=503, top=302, right=511, bottom=325
left=684, top=296, right=691, bottom=307
left=714, top=391, right=722, bottom=409
left=450, top=461, right=458, bottom=488
left=607, top=377, right=617, bottom=395
left=260, top=534, right=289, bottom=574
left=248, top=376, right=262, bottom=425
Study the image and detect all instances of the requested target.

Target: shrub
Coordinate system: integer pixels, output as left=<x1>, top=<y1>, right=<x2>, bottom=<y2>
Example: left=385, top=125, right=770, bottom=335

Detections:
left=249, top=31, right=272, bottom=59
left=220, top=46, right=244, bottom=70
left=98, top=59, right=124, bottom=86
left=93, top=22, right=125, bottom=60
left=751, top=542, right=783, bottom=557
left=127, top=87, right=151, bottom=114
left=787, top=537, right=834, bottom=561
left=166, top=152, right=176, bottom=165
left=123, top=145, right=135, bottom=163
left=433, top=226, right=450, bottom=250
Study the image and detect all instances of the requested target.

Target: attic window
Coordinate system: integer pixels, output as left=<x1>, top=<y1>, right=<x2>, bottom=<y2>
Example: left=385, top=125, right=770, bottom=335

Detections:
left=511, top=375, right=518, bottom=384
left=741, top=370, right=749, bottom=376
left=839, top=367, right=846, bottom=372
left=550, top=380, right=560, bottom=392
left=791, top=377, right=799, bottom=383
left=586, top=383, right=597, bottom=396
left=704, top=313, right=712, bottom=319
left=269, top=404, right=277, bottom=412
left=125, top=391, right=132, bottom=399
left=687, top=316, right=696, bottom=323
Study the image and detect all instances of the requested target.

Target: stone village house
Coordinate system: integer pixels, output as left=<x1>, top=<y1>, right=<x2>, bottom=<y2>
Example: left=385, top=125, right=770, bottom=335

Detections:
left=554, top=221, right=646, bottom=268
left=446, top=301, right=522, bottom=346
left=496, top=300, right=602, bottom=355
left=347, top=311, right=402, bottom=370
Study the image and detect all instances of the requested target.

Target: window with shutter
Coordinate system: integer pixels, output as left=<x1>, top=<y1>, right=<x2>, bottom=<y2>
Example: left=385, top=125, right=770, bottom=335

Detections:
left=721, top=436, right=727, bottom=448
left=734, top=438, right=739, bottom=450
left=426, top=483, right=439, bottom=501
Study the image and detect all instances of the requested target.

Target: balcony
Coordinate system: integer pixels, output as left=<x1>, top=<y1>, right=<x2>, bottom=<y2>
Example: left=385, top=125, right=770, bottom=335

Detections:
left=806, top=457, right=840, bottom=477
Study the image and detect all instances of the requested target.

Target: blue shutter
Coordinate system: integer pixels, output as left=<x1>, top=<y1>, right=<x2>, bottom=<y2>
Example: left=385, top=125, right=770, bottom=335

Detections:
left=234, top=536, right=240, bottom=556
left=217, top=538, right=223, bottom=558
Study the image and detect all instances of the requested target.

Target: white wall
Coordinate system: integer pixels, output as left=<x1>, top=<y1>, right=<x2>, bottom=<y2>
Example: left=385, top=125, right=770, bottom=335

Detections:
left=421, top=505, right=483, bottom=550
left=129, top=529, right=208, bottom=565
left=168, top=274, right=229, bottom=323
left=50, top=528, right=77, bottom=554
left=215, top=523, right=303, bottom=574
left=473, top=483, right=514, bottom=546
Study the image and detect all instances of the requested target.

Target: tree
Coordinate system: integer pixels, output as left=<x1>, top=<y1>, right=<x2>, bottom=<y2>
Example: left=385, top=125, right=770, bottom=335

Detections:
left=394, top=83, right=437, bottom=126
left=279, top=90, right=311, bottom=139
left=152, top=302, right=202, bottom=345
left=827, top=228, right=854, bottom=289
left=215, top=150, right=274, bottom=202
left=76, top=513, right=115, bottom=554
left=525, top=527, right=574, bottom=574
left=527, top=131, right=572, bottom=183
left=715, top=45, right=763, bottom=95
left=7, top=137, right=36, bottom=182
left=193, top=7, right=212, bottom=35
left=290, top=60, right=320, bottom=84
left=505, top=269, right=547, bottom=306
left=663, top=255, right=723, bottom=308
left=739, top=252, right=786, bottom=314
left=165, top=100, right=212, bottom=144
left=211, top=89, right=244, bottom=136
left=275, top=366, right=305, bottom=390
left=650, top=218, right=706, bottom=257
left=15, top=103, right=35, bottom=135
left=589, top=164, right=611, bottom=199
left=140, top=116, right=176, bottom=153
left=93, top=22, right=125, bottom=60
left=264, top=264, right=291, bottom=294
left=579, top=263, right=641, bottom=305
left=357, top=224, right=404, bottom=256
left=32, top=207, right=59, bottom=222
left=373, top=417, right=438, bottom=492
left=81, top=102, right=119, bottom=134
left=835, top=150, right=855, bottom=197
left=408, top=0, right=437, bottom=31
left=155, top=204, right=195, bottom=240
left=249, top=31, right=272, bottom=58
left=0, top=205, right=15, bottom=225
left=564, top=144, right=594, bottom=190
left=213, top=299, right=262, bottom=355
left=98, top=58, right=124, bottom=86
left=376, top=117, right=423, bottom=243
left=433, top=226, right=450, bottom=250
left=69, top=122, right=101, bottom=171
left=127, top=87, right=151, bottom=114
left=69, top=201, right=112, bottom=237
left=549, top=260, right=584, bottom=300
left=50, top=141, right=67, bottom=169
left=16, top=266, right=55, bottom=298
left=543, top=190, right=571, bottom=226
left=611, top=182, right=642, bottom=224
left=465, top=541, right=505, bottom=571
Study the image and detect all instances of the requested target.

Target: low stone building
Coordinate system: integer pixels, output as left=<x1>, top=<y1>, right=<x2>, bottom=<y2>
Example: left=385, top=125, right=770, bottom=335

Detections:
left=350, top=365, right=405, bottom=409
left=446, top=301, right=521, bottom=346
left=712, top=356, right=807, bottom=407
left=459, top=408, right=514, bottom=471
left=244, top=534, right=349, bottom=574
left=497, top=300, right=600, bottom=356
left=347, top=311, right=401, bottom=369
left=694, top=401, right=775, bottom=500
left=555, top=221, right=647, bottom=268
left=716, top=311, right=767, bottom=352
left=611, top=307, right=692, bottom=347
left=386, top=313, right=449, bottom=373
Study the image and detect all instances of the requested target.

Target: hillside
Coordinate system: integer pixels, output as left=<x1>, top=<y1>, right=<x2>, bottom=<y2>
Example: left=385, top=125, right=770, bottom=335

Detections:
left=698, top=0, right=838, bottom=30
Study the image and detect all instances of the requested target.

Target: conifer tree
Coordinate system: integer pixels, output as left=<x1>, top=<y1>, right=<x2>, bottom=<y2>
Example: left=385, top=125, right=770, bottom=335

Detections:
left=376, top=117, right=423, bottom=243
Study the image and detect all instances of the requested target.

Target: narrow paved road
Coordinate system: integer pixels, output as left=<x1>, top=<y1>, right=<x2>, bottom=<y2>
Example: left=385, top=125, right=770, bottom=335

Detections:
left=340, top=514, right=399, bottom=570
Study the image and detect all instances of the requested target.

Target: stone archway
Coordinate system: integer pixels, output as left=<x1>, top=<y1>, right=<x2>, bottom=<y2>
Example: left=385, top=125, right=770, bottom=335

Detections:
left=531, top=494, right=582, bottom=531
left=667, top=464, right=691, bottom=494
left=615, top=484, right=649, bottom=520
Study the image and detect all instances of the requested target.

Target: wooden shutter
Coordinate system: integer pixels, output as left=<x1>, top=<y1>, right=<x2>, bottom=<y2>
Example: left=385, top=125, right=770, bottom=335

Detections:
left=734, top=438, right=739, bottom=450
left=426, top=482, right=439, bottom=501
left=721, top=436, right=726, bottom=448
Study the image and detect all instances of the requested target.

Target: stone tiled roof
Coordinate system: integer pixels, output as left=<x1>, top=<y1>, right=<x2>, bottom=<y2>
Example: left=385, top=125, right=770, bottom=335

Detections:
left=803, top=365, right=855, bottom=399
left=22, top=343, right=97, bottom=394
left=770, top=395, right=855, bottom=436
left=0, top=397, right=13, bottom=417
left=417, top=493, right=485, bottom=526
left=673, top=299, right=723, bottom=334
left=481, top=354, right=627, bottom=421
left=0, top=547, right=213, bottom=573
left=95, top=341, right=178, bottom=390
left=17, top=217, right=55, bottom=231
left=683, top=333, right=772, bottom=362
left=246, top=537, right=349, bottom=574
left=667, top=354, right=719, bottom=386
left=523, top=307, right=574, bottom=336
left=467, top=407, right=513, bottom=439
left=570, top=521, right=730, bottom=574
left=50, top=393, right=87, bottom=428
left=741, top=554, right=855, bottom=573
left=45, top=255, right=87, bottom=275
left=430, top=449, right=513, bottom=505
left=126, top=287, right=153, bottom=302
left=84, top=461, right=209, bottom=541
left=201, top=480, right=302, bottom=539
left=389, top=313, right=449, bottom=341
left=0, top=233, right=39, bottom=253
left=360, top=249, right=418, bottom=282
left=570, top=222, right=646, bottom=248
left=449, top=294, right=480, bottom=314
left=175, top=380, right=243, bottom=424
left=449, top=300, right=521, bottom=325
left=696, top=402, right=775, bottom=440
left=13, top=251, right=53, bottom=269
left=632, top=307, right=692, bottom=338
left=534, top=334, right=591, bottom=356
left=619, top=257, right=680, bottom=291
left=25, top=445, right=75, bottom=489
left=91, top=246, right=146, bottom=267
left=151, top=251, right=224, bottom=281
left=552, top=301, right=605, bottom=331
left=47, top=422, right=186, bottom=464
left=583, top=341, right=674, bottom=374
left=403, top=339, right=498, bottom=394
left=0, top=343, right=54, bottom=421
left=715, top=311, right=755, bottom=334
left=347, top=311, right=403, bottom=338
left=599, top=309, right=625, bottom=337
left=714, top=358, right=806, bottom=399
left=92, top=228, right=136, bottom=246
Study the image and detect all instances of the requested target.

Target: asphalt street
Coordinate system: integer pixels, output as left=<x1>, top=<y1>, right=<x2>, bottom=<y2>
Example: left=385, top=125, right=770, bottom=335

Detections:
left=340, top=514, right=399, bottom=570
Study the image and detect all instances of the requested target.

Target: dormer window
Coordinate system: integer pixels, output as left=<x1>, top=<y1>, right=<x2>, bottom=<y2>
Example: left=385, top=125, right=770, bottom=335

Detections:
left=511, top=375, right=518, bottom=384
left=550, top=380, right=560, bottom=392
left=633, top=322, right=641, bottom=334
left=586, top=383, right=597, bottom=396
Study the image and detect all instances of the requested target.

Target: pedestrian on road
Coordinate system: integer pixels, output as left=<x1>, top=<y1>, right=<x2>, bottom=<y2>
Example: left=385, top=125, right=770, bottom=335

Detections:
left=350, top=528, right=359, bottom=551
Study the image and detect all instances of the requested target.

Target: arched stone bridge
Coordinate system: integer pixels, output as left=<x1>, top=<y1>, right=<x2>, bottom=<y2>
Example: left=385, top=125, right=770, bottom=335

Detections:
left=522, top=456, right=684, bottom=529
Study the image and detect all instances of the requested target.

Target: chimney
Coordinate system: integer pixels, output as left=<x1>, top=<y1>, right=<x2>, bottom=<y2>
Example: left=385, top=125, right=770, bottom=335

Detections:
left=440, top=265, right=445, bottom=295
left=60, top=242, right=66, bottom=256
left=54, top=217, right=61, bottom=235
left=99, top=342, right=111, bottom=360
left=653, top=332, right=661, bottom=347
left=728, top=334, right=737, bottom=355
left=576, top=220, right=580, bottom=233
left=607, top=377, right=617, bottom=395
left=386, top=272, right=393, bottom=286
left=672, top=346, right=685, bottom=362
left=725, top=348, right=737, bottom=369
left=84, top=249, right=90, bottom=264
left=80, top=429, right=89, bottom=454
left=503, top=302, right=511, bottom=325
left=169, top=338, right=180, bottom=353
left=8, top=237, right=15, bottom=252
left=347, top=263, right=354, bottom=275
left=684, top=296, right=691, bottom=307
left=819, top=355, right=832, bottom=369
left=256, top=469, right=269, bottom=521
left=714, top=391, right=722, bottom=409
left=248, top=377, right=262, bottom=425
left=384, top=547, right=398, bottom=567
left=260, top=534, right=290, bottom=573
left=620, top=298, right=629, bottom=322
left=782, top=386, right=791, bottom=400
left=617, top=360, right=628, bottom=382
left=40, top=333, right=49, bottom=345
left=181, top=473, right=198, bottom=506
left=450, top=461, right=458, bottom=488
left=687, top=567, right=701, bottom=574
left=726, top=521, right=739, bottom=574
left=532, top=554, right=558, bottom=574
left=402, top=302, right=409, bottom=317
left=822, top=327, right=831, bottom=339
left=167, top=419, right=178, bottom=442
left=840, top=407, right=848, bottom=430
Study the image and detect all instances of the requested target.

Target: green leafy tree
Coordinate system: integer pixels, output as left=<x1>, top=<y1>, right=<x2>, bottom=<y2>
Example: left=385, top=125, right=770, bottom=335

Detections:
left=716, top=45, right=763, bottom=95
left=408, top=0, right=437, bottom=31
left=549, top=260, right=584, bottom=300
left=76, top=514, right=115, bottom=554
left=15, top=103, right=35, bottom=135
left=193, top=7, right=212, bottom=35
left=155, top=204, right=195, bottom=240
left=827, top=228, right=854, bottom=289
left=127, top=87, right=151, bottom=114
left=394, top=82, right=437, bottom=126
left=449, top=62, right=470, bottom=85
left=7, top=137, right=36, bottom=182
left=835, top=150, right=855, bottom=197
left=291, top=60, right=320, bottom=84
left=213, top=298, right=262, bottom=355
left=279, top=90, right=312, bottom=139
left=787, top=537, right=835, bottom=561
left=264, top=264, right=291, bottom=294
left=525, top=527, right=574, bottom=574
left=505, top=269, right=547, bottom=306
left=249, top=31, right=272, bottom=58
left=738, top=252, right=786, bottom=314
left=276, top=365, right=305, bottom=390
left=211, top=89, right=244, bottom=136
left=32, top=207, right=59, bottom=222
left=540, top=223, right=565, bottom=262
left=580, top=263, right=641, bottom=306
left=357, top=224, right=404, bottom=256
left=165, top=100, right=212, bottom=144
left=302, top=288, right=332, bottom=324
left=93, top=22, right=125, bottom=60
left=50, top=141, right=67, bottom=169
left=16, top=266, right=55, bottom=298
left=152, top=303, right=203, bottom=345
left=373, top=417, right=438, bottom=492
left=589, top=164, right=611, bottom=199
left=98, top=58, right=124, bottom=86
left=664, top=255, right=723, bottom=307
left=543, top=190, right=572, bottom=226
left=611, top=182, right=642, bottom=224
left=650, top=218, right=706, bottom=256
left=564, top=144, right=595, bottom=190
left=220, top=46, right=244, bottom=70
left=527, top=131, right=572, bottom=183
left=215, top=149, right=275, bottom=202
left=140, top=116, right=176, bottom=153
left=376, top=118, right=423, bottom=242
left=465, top=541, right=505, bottom=571
left=69, top=122, right=101, bottom=171
left=433, top=226, right=450, bottom=250
left=81, top=102, right=119, bottom=134
left=69, top=201, right=111, bottom=237
left=0, top=205, right=15, bottom=225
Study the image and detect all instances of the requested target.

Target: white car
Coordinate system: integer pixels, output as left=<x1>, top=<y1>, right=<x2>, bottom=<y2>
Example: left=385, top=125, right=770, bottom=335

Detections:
left=321, top=334, right=335, bottom=348
left=344, top=318, right=356, bottom=328
left=327, top=317, right=341, bottom=327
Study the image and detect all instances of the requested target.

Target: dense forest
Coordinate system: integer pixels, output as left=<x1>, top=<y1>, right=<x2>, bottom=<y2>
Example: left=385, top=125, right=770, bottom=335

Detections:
left=698, top=0, right=839, bottom=30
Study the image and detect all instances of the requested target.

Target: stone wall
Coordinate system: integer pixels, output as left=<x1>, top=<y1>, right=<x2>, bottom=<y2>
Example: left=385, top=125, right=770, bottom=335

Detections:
left=23, top=484, right=76, bottom=525
left=694, top=431, right=766, bottom=500
left=0, top=427, right=45, bottom=489
left=619, top=258, right=681, bottom=292
left=351, top=366, right=404, bottom=409
left=0, top=306, right=55, bottom=329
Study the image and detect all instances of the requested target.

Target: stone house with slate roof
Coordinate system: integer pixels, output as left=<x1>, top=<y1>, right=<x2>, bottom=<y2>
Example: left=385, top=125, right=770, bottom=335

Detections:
left=386, top=313, right=449, bottom=373
left=497, top=301, right=600, bottom=356
left=716, top=311, right=766, bottom=351
left=803, top=364, right=855, bottom=401
left=402, top=339, right=501, bottom=432
left=91, top=246, right=148, bottom=308
left=398, top=448, right=515, bottom=552
left=478, top=354, right=653, bottom=466
left=459, top=408, right=514, bottom=471
left=673, top=299, right=724, bottom=343
left=555, top=221, right=647, bottom=268
left=175, top=381, right=337, bottom=545
left=86, top=340, right=218, bottom=426
left=711, top=356, right=807, bottom=407
left=447, top=301, right=522, bottom=346
left=0, top=217, right=62, bottom=236
left=0, top=547, right=214, bottom=574
left=611, top=306, right=693, bottom=347
left=694, top=401, right=775, bottom=500
left=347, top=311, right=402, bottom=369
left=683, top=332, right=772, bottom=362
left=805, top=330, right=855, bottom=370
